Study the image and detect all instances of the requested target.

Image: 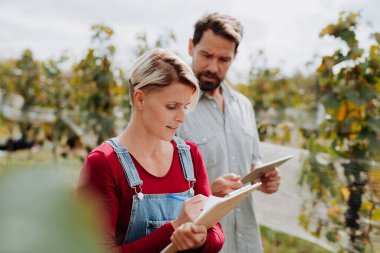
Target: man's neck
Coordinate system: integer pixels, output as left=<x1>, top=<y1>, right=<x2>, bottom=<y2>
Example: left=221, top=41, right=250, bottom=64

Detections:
left=204, top=86, right=224, bottom=112
left=204, top=85, right=222, bottom=98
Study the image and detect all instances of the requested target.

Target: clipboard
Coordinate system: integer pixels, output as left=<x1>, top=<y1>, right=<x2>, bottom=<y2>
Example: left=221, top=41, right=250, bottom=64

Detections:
left=240, top=155, right=294, bottom=184
left=161, top=182, right=262, bottom=253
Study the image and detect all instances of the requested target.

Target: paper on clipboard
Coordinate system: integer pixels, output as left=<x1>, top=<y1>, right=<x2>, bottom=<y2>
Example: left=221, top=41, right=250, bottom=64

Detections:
left=161, top=182, right=262, bottom=253
left=240, top=155, right=294, bottom=184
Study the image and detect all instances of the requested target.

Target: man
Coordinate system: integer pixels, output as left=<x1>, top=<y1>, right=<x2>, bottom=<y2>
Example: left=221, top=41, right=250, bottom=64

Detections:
left=177, top=13, right=281, bottom=253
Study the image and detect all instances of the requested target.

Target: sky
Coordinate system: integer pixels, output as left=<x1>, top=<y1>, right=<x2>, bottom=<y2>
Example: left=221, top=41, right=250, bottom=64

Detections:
left=0, top=0, right=379, bottom=82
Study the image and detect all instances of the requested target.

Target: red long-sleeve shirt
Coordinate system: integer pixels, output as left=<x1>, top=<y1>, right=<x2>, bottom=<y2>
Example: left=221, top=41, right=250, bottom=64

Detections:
left=78, top=140, right=224, bottom=253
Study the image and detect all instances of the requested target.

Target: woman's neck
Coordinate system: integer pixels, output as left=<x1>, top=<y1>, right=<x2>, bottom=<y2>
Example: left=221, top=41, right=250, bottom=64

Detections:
left=118, top=120, right=167, bottom=158
left=117, top=119, right=174, bottom=177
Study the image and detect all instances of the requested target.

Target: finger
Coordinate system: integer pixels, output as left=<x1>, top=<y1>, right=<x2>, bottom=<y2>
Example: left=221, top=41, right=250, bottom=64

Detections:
left=261, top=181, right=280, bottom=193
left=191, top=199, right=206, bottom=211
left=223, top=181, right=244, bottom=195
left=251, top=178, right=261, bottom=184
left=177, top=224, right=194, bottom=249
left=171, top=231, right=186, bottom=250
left=263, top=179, right=280, bottom=187
left=228, top=180, right=244, bottom=190
left=263, top=175, right=281, bottom=184
left=188, top=194, right=208, bottom=204
left=190, top=224, right=207, bottom=234
left=263, top=168, right=279, bottom=177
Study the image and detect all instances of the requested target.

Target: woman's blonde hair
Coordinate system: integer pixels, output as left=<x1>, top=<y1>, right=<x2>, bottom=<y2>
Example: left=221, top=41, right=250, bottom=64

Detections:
left=128, top=48, right=199, bottom=110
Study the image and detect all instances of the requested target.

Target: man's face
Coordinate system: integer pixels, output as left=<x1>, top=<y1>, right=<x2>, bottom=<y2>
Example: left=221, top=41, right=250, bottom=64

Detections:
left=189, top=30, right=236, bottom=91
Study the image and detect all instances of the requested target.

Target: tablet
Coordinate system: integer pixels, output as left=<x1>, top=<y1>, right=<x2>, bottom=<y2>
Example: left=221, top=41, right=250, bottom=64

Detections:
left=240, top=155, right=294, bottom=184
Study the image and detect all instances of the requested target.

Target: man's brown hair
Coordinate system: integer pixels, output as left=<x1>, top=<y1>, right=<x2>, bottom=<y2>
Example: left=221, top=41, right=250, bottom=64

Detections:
left=192, top=12, right=244, bottom=54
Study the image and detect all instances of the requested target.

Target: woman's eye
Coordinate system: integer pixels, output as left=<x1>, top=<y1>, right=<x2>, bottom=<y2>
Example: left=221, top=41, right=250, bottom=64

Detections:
left=166, top=105, right=176, bottom=110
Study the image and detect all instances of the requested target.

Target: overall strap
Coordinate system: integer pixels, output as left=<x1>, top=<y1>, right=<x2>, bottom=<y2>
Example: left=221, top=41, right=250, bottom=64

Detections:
left=106, top=138, right=143, bottom=187
left=173, top=136, right=196, bottom=183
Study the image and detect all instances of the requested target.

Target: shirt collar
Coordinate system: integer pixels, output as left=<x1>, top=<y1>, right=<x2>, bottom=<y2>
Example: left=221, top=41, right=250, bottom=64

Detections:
left=199, top=82, right=238, bottom=101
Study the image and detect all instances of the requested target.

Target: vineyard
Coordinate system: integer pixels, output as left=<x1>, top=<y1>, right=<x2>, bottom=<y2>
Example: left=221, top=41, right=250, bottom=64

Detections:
left=0, top=12, right=379, bottom=253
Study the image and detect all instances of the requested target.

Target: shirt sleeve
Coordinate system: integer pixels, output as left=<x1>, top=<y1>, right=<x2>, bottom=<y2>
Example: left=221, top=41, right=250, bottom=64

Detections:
left=77, top=150, right=120, bottom=251
left=77, top=150, right=176, bottom=253
left=190, top=142, right=225, bottom=253
left=249, top=104, right=263, bottom=166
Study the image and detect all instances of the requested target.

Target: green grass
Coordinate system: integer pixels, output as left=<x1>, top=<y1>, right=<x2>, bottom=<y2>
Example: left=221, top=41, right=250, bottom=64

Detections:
left=261, top=226, right=332, bottom=253
left=0, top=148, right=82, bottom=188
left=0, top=149, right=332, bottom=252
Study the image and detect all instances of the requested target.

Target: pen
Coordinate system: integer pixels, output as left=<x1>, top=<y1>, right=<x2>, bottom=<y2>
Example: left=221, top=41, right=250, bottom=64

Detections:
left=167, top=194, right=189, bottom=201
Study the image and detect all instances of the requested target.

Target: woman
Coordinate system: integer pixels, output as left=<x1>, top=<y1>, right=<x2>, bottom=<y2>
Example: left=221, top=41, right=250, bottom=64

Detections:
left=78, top=48, right=224, bottom=252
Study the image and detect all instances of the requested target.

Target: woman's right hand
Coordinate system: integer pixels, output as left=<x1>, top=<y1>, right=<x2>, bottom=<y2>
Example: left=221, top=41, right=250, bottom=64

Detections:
left=171, top=194, right=207, bottom=229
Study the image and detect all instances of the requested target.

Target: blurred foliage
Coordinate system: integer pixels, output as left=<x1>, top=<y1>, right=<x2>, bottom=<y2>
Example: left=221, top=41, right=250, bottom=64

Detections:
left=299, top=11, right=380, bottom=252
left=235, top=50, right=318, bottom=147
left=260, top=226, right=331, bottom=253
left=70, top=24, right=128, bottom=147
left=134, top=30, right=177, bottom=57
left=0, top=168, right=104, bottom=253
left=0, top=25, right=179, bottom=159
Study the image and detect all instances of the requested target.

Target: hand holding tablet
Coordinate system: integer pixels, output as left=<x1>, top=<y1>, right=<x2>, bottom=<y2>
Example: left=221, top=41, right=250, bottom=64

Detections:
left=240, top=155, right=294, bottom=184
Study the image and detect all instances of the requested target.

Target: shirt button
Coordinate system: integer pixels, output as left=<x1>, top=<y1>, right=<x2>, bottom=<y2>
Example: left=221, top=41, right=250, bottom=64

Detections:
left=238, top=233, right=242, bottom=238
left=231, top=156, right=235, bottom=160
left=213, top=104, right=217, bottom=108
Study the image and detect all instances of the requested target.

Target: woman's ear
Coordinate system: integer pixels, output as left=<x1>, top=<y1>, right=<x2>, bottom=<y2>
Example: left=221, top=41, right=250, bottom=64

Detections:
left=134, top=89, right=145, bottom=111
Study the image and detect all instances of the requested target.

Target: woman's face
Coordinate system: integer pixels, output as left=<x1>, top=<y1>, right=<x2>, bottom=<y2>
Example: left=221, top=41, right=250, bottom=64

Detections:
left=139, top=81, right=194, bottom=141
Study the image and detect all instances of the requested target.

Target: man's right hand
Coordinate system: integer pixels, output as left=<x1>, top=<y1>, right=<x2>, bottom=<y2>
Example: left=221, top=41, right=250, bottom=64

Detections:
left=211, top=173, right=244, bottom=197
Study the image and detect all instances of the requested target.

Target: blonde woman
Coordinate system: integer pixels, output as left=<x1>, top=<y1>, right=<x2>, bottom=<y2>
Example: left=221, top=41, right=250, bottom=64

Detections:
left=78, top=48, right=224, bottom=252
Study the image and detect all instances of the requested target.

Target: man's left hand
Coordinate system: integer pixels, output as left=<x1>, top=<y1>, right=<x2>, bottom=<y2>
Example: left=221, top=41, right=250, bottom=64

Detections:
left=254, top=168, right=281, bottom=194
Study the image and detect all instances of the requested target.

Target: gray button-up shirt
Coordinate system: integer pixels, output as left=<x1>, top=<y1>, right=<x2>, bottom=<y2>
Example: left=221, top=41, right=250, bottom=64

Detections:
left=178, top=82, right=264, bottom=253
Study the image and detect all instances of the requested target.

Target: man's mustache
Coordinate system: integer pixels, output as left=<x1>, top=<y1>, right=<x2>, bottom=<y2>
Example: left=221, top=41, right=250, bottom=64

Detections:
left=200, top=71, right=219, bottom=80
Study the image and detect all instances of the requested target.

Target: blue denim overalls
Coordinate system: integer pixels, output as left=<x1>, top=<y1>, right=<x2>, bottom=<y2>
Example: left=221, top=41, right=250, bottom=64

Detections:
left=106, top=136, right=196, bottom=243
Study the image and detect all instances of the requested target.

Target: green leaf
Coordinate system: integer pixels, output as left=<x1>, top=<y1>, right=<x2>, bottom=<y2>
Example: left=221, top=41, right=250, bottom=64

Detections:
left=345, top=90, right=366, bottom=105
left=322, top=93, right=340, bottom=110
left=368, top=118, right=380, bottom=133
left=359, top=86, right=376, bottom=100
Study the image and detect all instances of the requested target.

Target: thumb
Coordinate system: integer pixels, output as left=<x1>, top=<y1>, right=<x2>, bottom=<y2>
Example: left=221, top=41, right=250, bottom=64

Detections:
left=223, top=173, right=241, bottom=181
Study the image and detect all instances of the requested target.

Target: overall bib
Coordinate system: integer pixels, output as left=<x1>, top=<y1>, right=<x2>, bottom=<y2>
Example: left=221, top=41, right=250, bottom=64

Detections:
left=106, top=136, right=196, bottom=243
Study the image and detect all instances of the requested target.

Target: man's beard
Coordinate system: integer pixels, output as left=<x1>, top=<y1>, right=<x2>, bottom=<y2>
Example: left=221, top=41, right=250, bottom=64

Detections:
left=197, top=71, right=222, bottom=91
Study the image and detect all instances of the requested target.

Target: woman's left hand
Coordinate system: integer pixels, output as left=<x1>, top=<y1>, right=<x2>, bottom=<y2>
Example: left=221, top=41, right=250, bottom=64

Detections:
left=171, top=222, right=207, bottom=251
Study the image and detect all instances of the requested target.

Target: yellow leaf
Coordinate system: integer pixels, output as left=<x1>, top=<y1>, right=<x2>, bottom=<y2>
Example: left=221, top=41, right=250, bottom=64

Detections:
left=361, top=200, right=373, bottom=212
left=370, top=45, right=380, bottom=60
left=372, top=209, right=380, bottom=221
left=320, top=24, right=336, bottom=36
left=336, top=103, right=347, bottom=121
left=341, top=186, right=350, bottom=201
left=327, top=206, right=343, bottom=217
left=317, top=63, right=326, bottom=73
